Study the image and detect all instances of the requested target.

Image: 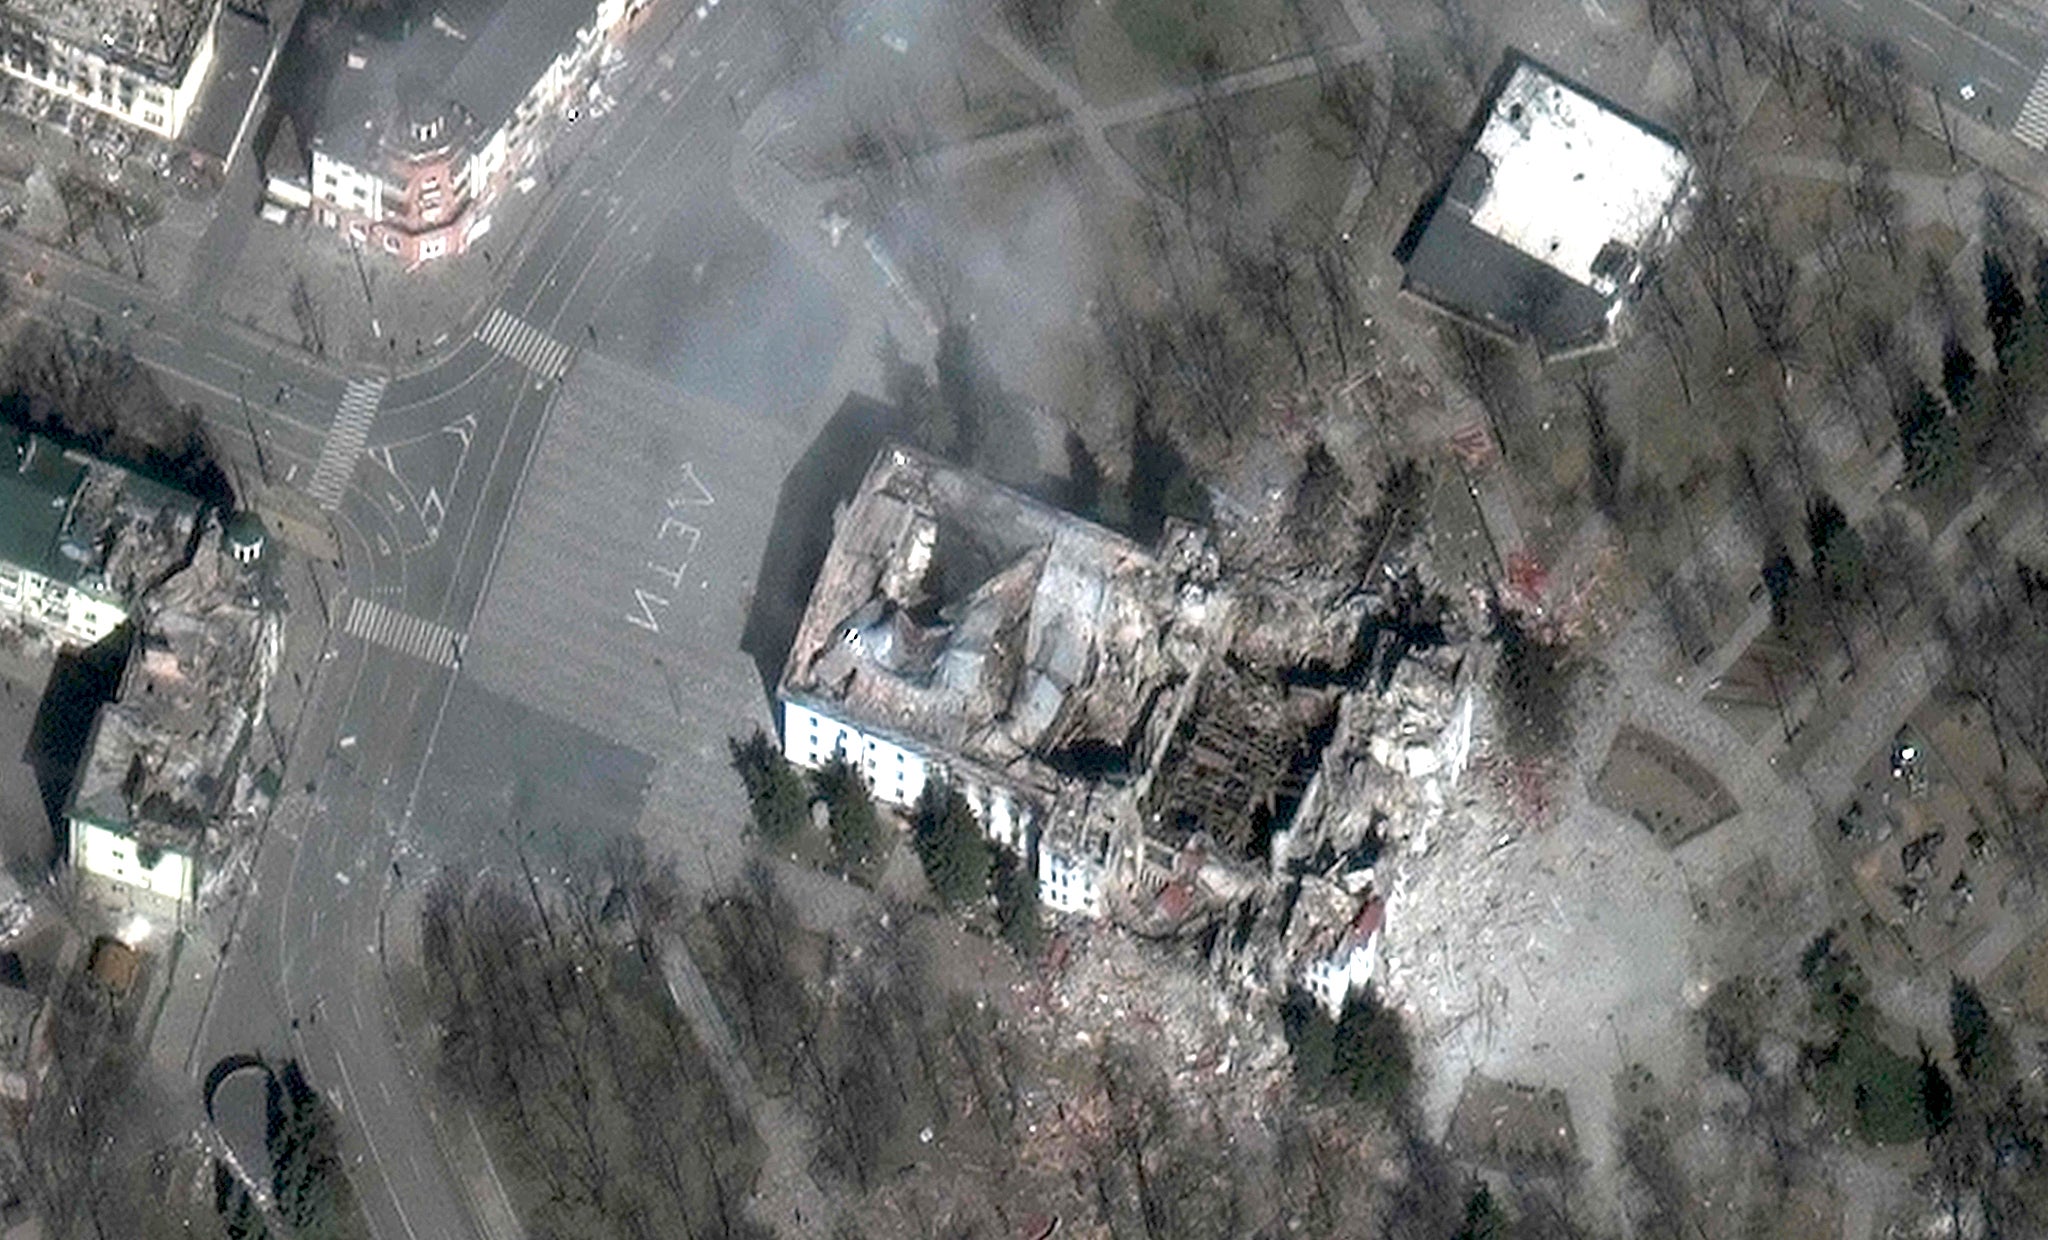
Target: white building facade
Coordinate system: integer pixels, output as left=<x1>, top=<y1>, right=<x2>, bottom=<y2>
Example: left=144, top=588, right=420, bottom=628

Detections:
left=0, top=564, right=126, bottom=649
left=68, top=818, right=195, bottom=904
left=782, top=698, right=1068, bottom=903
left=0, top=0, right=221, bottom=139
left=297, top=0, right=648, bottom=268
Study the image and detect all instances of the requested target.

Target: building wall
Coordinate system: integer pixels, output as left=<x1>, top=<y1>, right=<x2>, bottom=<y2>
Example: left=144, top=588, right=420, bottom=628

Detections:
left=1040, top=845, right=1104, bottom=918
left=0, top=10, right=218, bottom=139
left=70, top=819, right=194, bottom=903
left=311, top=148, right=388, bottom=225
left=782, top=700, right=931, bottom=808
left=301, top=0, right=636, bottom=270
left=0, top=561, right=127, bottom=649
left=1301, top=936, right=1379, bottom=1018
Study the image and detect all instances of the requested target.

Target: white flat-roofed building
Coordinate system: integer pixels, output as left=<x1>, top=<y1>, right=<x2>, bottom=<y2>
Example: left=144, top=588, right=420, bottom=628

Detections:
left=1396, top=51, right=1694, bottom=358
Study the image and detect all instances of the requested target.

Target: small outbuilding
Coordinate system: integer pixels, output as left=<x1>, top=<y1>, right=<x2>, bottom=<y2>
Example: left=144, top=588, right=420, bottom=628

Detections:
left=1395, top=51, right=1694, bottom=358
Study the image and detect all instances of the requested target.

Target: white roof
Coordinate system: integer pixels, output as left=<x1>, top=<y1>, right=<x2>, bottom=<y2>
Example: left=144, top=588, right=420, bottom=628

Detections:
left=1467, top=63, right=1692, bottom=292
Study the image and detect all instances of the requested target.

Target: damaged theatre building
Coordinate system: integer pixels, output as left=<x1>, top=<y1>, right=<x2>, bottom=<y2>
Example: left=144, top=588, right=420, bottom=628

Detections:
left=779, top=445, right=1477, bottom=1016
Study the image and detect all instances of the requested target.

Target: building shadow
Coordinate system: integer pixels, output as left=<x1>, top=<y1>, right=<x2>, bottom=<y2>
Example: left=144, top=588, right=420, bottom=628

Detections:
left=738, top=394, right=906, bottom=702
left=24, top=630, right=128, bottom=863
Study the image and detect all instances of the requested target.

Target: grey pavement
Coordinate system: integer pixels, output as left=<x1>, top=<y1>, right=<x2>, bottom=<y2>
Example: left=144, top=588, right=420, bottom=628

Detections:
left=1809, top=0, right=2044, bottom=137
left=658, top=938, right=835, bottom=1238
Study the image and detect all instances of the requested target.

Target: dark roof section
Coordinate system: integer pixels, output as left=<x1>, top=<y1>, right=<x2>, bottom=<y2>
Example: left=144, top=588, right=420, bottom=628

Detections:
left=1394, top=49, right=1686, bottom=355
left=309, top=0, right=499, bottom=167
left=0, top=434, right=86, bottom=583
left=182, top=7, right=271, bottom=163
left=309, top=0, right=590, bottom=167
left=1399, top=202, right=1614, bottom=354
left=447, top=0, right=595, bottom=131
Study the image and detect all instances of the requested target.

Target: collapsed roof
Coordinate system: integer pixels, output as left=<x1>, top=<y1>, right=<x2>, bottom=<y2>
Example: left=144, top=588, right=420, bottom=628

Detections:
left=0, top=0, right=216, bottom=76
left=68, top=516, right=282, bottom=853
left=780, top=444, right=1227, bottom=805
left=0, top=433, right=201, bottom=605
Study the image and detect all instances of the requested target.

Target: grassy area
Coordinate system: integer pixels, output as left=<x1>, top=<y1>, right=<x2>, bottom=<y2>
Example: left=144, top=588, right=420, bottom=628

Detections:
left=1109, top=70, right=1366, bottom=239
left=1068, top=0, right=1346, bottom=103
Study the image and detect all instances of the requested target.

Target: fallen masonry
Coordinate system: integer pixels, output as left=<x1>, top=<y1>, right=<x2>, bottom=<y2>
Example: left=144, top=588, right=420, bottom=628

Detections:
left=779, top=443, right=1491, bottom=1025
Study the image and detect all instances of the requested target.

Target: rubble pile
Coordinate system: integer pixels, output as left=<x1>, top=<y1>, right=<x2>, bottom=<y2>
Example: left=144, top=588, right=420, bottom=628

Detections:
left=68, top=514, right=284, bottom=890
left=64, top=465, right=200, bottom=603
left=1015, top=929, right=1292, bottom=1122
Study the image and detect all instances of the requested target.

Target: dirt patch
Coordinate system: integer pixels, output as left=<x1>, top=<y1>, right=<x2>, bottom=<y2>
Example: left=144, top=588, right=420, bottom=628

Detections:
left=1445, top=1074, right=1577, bottom=1174
left=1593, top=726, right=1738, bottom=847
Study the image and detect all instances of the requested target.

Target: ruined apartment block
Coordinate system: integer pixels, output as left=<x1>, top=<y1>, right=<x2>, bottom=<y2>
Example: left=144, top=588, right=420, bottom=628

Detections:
left=778, top=444, right=1235, bottom=920
left=0, top=432, right=200, bottom=651
left=1396, top=50, right=1694, bottom=358
left=66, top=512, right=282, bottom=919
left=0, top=0, right=220, bottom=138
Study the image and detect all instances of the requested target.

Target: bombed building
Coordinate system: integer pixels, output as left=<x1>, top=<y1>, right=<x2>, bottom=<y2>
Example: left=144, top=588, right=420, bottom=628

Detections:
left=66, top=512, right=282, bottom=918
left=779, top=444, right=1236, bottom=915
left=777, top=445, right=1470, bottom=952
left=0, top=433, right=201, bottom=651
left=0, top=0, right=223, bottom=139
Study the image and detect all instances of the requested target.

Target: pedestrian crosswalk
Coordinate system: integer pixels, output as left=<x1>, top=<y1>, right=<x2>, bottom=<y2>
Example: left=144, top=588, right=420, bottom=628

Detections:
left=475, top=307, right=573, bottom=379
left=307, top=378, right=387, bottom=510
left=343, top=597, right=460, bottom=668
left=2016, top=62, right=2048, bottom=150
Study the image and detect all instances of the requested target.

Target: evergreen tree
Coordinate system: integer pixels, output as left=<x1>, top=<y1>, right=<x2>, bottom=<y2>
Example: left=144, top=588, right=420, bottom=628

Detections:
left=1330, top=990, right=1415, bottom=1112
left=1894, top=381, right=1964, bottom=490
left=816, top=757, right=882, bottom=871
left=1279, top=987, right=1337, bottom=1097
left=729, top=727, right=810, bottom=844
left=1985, top=249, right=2027, bottom=362
left=1454, top=1183, right=1507, bottom=1240
left=991, top=845, right=1045, bottom=957
left=1806, top=495, right=1868, bottom=604
left=269, top=1061, right=349, bottom=1239
left=1918, top=1040, right=1956, bottom=1135
left=1941, top=338, right=1980, bottom=414
left=912, top=784, right=992, bottom=907
left=1949, top=976, right=2002, bottom=1087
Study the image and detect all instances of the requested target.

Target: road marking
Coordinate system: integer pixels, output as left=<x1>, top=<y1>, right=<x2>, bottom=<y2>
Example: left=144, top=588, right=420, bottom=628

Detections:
left=342, top=597, right=460, bottom=668
left=474, top=306, right=573, bottom=380
left=2016, top=60, right=2048, bottom=150
left=308, top=377, right=387, bottom=510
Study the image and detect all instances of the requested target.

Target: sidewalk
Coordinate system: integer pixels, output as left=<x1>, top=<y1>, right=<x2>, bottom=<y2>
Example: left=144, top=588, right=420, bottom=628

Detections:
left=377, top=879, right=529, bottom=1240
left=147, top=541, right=342, bottom=1083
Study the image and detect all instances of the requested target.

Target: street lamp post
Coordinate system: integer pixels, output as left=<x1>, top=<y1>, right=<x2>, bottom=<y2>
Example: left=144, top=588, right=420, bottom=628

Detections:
left=348, top=238, right=380, bottom=338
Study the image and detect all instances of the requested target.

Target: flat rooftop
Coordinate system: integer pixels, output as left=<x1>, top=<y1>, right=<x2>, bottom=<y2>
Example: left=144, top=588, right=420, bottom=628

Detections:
left=1396, top=52, right=1693, bottom=354
left=780, top=444, right=1225, bottom=800
left=0, top=0, right=217, bottom=73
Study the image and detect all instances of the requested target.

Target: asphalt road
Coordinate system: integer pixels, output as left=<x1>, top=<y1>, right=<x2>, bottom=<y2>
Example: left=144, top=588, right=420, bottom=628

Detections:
left=1808, top=0, right=2047, bottom=134
left=0, top=1, right=826, bottom=1237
